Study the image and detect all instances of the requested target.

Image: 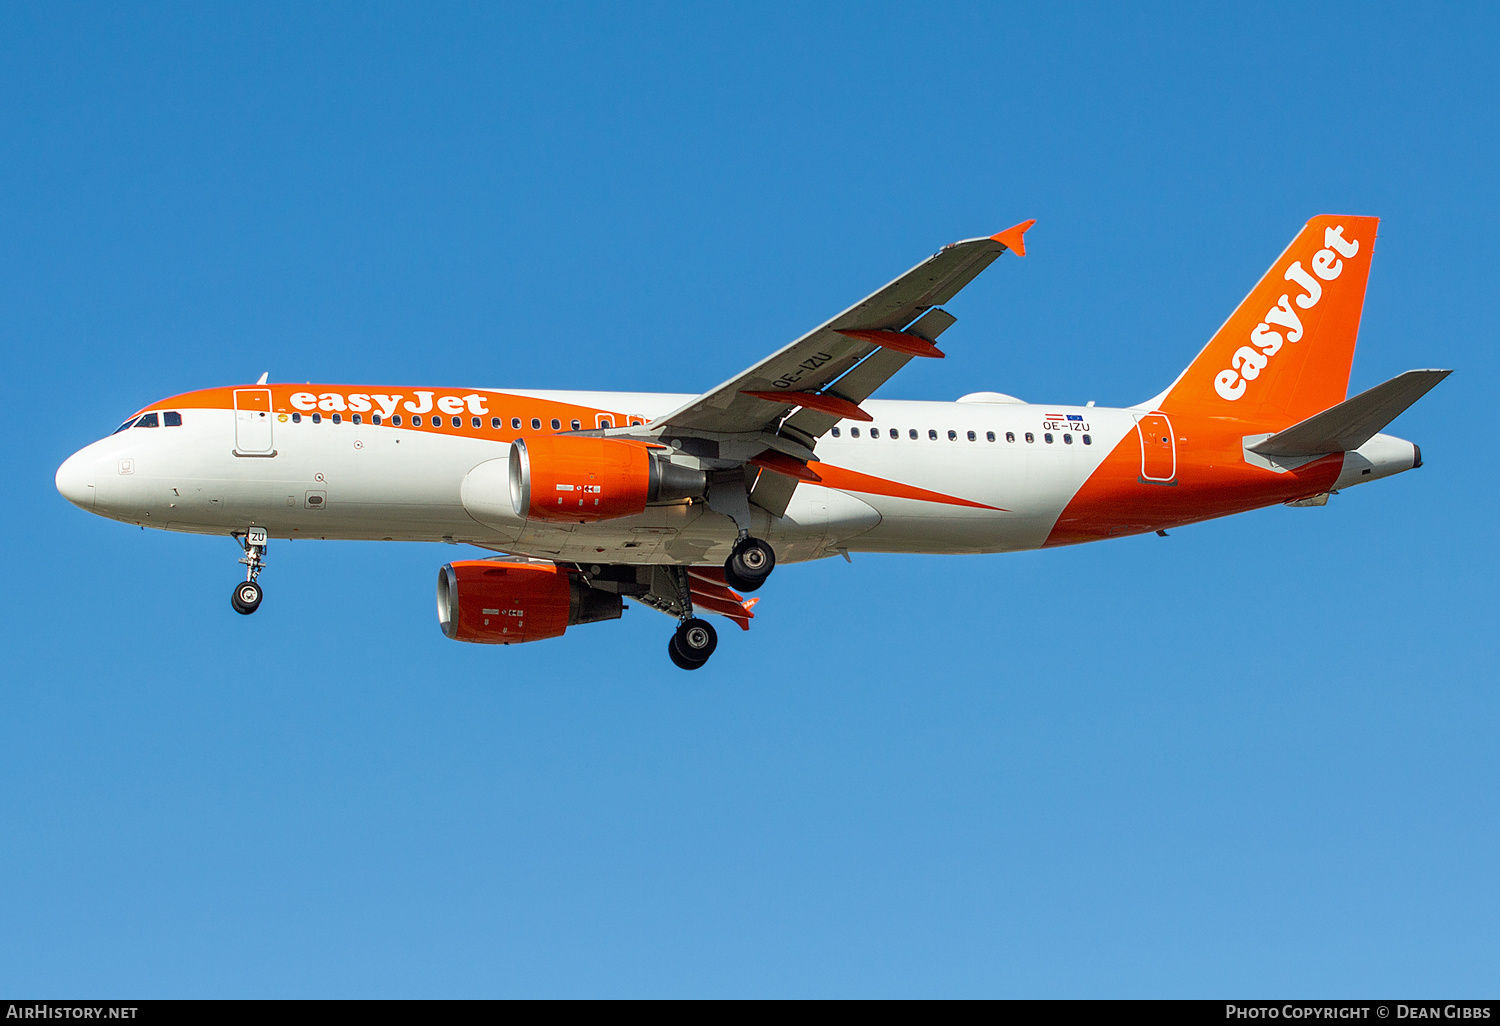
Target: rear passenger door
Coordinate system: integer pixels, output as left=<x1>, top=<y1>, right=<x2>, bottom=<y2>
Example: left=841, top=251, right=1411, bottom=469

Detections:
left=1136, top=413, right=1176, bottom=483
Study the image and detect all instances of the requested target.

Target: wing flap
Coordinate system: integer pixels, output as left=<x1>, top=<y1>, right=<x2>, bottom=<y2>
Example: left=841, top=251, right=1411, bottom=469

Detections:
left=781, top=308, right=958, bottom=440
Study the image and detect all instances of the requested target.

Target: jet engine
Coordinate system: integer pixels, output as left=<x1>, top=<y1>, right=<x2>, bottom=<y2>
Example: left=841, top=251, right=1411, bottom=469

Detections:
left=508, top=436, right=705, bottom=523
left=437, top=560, right=621, bottom=644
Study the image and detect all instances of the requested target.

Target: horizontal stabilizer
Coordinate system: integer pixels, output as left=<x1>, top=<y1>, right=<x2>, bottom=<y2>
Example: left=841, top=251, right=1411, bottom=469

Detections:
left=1248, top=369, right=1451, bottom=458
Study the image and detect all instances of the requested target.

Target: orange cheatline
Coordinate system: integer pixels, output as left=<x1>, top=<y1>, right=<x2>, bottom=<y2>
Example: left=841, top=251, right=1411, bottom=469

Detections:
left=747, top=450, right=822, bottom=483
left=740, top=390, right=873, bottom=422
left=835, top=329, right=944, bottom=359
left=990, top=219, right=1036, bottom=256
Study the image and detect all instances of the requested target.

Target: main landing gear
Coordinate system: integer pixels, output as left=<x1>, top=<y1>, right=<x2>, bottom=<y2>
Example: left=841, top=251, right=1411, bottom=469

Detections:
left=724, top=536, right=775, bottom=592
left=668, top=617, right=718, bottom=671
left=661, top=564, right=719, bottom=671
left=231, top=528, right=268, bottom=615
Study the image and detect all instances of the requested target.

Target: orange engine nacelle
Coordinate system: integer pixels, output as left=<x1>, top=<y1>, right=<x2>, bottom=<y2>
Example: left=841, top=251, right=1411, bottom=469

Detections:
left=437, top=561, right=622, bottom=644
left=509, top=435, right=705, bottom=523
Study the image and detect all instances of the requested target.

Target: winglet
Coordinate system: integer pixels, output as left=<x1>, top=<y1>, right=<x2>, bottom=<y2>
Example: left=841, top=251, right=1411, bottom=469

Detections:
left=991, top=219, right=1036, bottom=257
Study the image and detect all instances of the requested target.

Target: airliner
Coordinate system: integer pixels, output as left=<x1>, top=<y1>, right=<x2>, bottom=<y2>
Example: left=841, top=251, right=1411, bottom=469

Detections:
left=55, top=216, right=1447, bottom=668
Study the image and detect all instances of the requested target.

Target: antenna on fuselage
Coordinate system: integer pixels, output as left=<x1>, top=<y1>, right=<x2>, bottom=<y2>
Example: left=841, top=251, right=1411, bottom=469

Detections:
left=255, top=372, right=268, bottom=385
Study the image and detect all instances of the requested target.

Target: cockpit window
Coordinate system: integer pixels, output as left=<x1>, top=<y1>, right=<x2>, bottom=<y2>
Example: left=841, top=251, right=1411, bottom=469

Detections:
left=113, top=417, right=138, bottom=434
left=163, top=411, right=182, bottom=426
left=134, top=413, right=159, bottom=428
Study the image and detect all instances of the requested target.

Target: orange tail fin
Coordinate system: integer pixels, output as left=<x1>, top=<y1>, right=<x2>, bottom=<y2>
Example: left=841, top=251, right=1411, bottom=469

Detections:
left=1156, top=215, right=1379, bottom=426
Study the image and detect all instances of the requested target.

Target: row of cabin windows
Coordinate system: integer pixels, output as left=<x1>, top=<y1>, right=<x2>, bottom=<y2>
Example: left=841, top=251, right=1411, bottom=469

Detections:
left=286, top=413, right=644, bottom=430
left=114, top=411, right=184, bottom=432
left=830, top=425, right=1091, bottom=446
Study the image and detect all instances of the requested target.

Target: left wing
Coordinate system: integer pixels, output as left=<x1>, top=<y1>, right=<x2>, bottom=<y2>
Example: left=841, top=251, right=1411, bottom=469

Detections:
left=650, top=221, right=1034, bottom=443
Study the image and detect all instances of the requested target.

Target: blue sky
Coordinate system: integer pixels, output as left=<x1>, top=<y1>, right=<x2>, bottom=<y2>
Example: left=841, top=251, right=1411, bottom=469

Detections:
left=2, top=2, right=1496, bottom=997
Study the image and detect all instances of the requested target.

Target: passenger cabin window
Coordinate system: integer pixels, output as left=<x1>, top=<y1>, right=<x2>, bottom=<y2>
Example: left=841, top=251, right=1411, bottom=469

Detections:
left=491, top=417, right=501, bottom=429
left=473, top=417, right=482, bottom=428
left=512, top=418, right=522, bottom=429
left=571, top=419, right=581, bottom=431
left=1006, top=431, right=1015, bottom=442
left=312, top=413, right=323, bottom=424
left=352, top=414, right=362, bottom=424
left=135, top=413, right=159, bottom=428
left=909, top=429, right=917, bottom=439
left=947, top=430, right=957, bottom=440
left=449, top=416, right=460, bottom=428
left=1083, top=434, right=1092, bottom=445
left=164, top=411, right=182, bottom=427
left=551, top=419, right=561, bottom=430
left=600, top=418, right=612, bottom=429
left=1063, top=433, right=1073, bottom=444
left=332, top=413, right=342, bottom=424
left=928, top=429, right=938, bottom=440
left=1025, top=432, right=1034, bottom=443
left=967, top=430, right=976, bottom=441
left=372, top=414, right=381, bottom=425
left=531, top=418, right=541, bottom=430
left=889, top=428, right=898, bottom=439
left=831, top=427, right=840, bottom=437
left=986, top=431, right=995, bottom=442
left=850, top=427, right=860, bottom=438
left=391, top=415, right=402, bottom=425
left=1044, top=432, right=1054, bottom=444
left=408, top=415, right=418, bottom=426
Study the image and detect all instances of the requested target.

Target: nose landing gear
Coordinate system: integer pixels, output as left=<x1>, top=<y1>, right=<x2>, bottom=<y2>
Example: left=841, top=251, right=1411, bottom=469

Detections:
left=231, top=528, right=268, bottom=615
left=232, top=579, right=263, bottom=615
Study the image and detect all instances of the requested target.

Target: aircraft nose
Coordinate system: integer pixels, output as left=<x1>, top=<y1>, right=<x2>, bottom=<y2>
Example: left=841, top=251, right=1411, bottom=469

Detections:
left=56, top=449, right=96, bottom=510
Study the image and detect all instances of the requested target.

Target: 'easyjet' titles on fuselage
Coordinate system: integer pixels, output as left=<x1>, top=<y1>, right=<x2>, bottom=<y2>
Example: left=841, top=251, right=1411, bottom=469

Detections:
left=289, top=391, right=491, bottom=417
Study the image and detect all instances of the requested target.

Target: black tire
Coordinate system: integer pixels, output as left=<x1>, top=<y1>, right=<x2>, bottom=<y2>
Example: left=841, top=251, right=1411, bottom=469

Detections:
left=232, top=580, right=263, bottom=615
left=671, top=617, right=717, bottom=665
left=668, top=638, right=705, bottom=670
left=724, top=537, right=775, bottom=592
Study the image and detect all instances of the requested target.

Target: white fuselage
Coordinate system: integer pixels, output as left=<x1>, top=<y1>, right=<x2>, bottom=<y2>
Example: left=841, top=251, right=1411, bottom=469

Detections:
left=56, top=388, right=1416, bottom=568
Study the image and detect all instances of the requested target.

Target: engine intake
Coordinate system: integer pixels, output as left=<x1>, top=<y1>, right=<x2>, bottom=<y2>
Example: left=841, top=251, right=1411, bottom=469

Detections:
left=509, top=435, right=705, bottom=522
left=437, top=560, right=621, bottom=644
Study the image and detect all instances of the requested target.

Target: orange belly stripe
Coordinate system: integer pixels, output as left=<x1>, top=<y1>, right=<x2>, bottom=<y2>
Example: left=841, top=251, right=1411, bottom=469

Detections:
left=808, top=464, right=1006, bottom=511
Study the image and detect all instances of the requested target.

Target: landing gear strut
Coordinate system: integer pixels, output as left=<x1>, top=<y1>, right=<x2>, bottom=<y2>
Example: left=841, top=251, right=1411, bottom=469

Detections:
left=669, top=617, right=718, bottom=670
left=231, top=528, right=267, bottom=615
left=724, top=536, right=775, bottom=592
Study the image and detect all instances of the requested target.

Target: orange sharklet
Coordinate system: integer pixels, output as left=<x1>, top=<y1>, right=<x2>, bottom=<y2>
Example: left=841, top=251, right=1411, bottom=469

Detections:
left=991, top=219, right=1036, bottom=256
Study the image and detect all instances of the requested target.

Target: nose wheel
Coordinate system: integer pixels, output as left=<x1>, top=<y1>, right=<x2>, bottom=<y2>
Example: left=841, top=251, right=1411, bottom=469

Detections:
left=231, top=528, right=268, bottom=616
left=231, top=580, right=263, bottom=615
left=724, top=536, right=775, bottom=592
left=668, top=617, right=718, bottom=670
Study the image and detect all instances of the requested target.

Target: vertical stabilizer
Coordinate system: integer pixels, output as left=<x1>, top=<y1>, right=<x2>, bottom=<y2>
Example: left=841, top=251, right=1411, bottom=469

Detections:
left=1156, top=215, right=1378, bottom=426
